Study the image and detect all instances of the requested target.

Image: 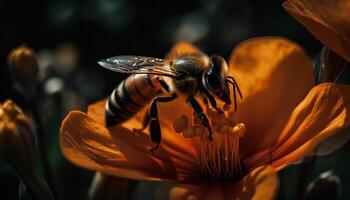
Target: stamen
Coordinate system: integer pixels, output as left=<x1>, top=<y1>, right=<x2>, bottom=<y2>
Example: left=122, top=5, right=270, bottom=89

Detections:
left=195, top=126, right=206, bottom=137
left=212, top=132, right=221, bottom=148
left=172, top=110, right=246, bottom=180
left=183, top=126, right=195, bottom=138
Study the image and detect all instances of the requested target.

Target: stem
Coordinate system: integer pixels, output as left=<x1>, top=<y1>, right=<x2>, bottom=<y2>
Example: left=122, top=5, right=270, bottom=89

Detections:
left=296, top=155, right=317, bottom=200
left=319, top=47, right=347, bottom=83
left=31, top=90, right=58, bottom=199
left=22, top=172, right=55, bottom=200
left=89, top=172, right=127, bottom=200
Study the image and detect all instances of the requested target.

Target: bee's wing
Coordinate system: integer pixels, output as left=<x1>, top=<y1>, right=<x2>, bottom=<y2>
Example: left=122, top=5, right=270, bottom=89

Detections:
left=98, top=55, right=177, bottom=78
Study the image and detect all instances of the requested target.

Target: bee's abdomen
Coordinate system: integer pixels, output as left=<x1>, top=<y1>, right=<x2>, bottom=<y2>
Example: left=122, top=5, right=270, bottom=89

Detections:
left=105, top=74, right=161, bottom=126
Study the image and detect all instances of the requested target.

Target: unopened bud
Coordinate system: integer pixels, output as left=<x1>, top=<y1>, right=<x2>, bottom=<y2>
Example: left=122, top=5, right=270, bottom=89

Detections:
left=7, top=44, right=39, bottom=89
left=0, top=100, right=53, bottom=200
left=0, top=100, right=36, bottom=175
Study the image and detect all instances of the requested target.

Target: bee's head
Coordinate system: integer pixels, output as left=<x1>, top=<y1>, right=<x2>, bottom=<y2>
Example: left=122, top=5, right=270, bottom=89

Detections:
left=203, top=55, right=231, bottom=104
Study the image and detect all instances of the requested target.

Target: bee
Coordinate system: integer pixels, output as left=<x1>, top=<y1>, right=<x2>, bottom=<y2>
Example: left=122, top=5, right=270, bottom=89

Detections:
left=98, top=49, right=242, bottom=152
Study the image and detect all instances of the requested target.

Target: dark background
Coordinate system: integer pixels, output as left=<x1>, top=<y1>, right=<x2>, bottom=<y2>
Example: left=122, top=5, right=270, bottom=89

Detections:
left=0, top=0, right=322, bottom=102
left=0, top=0, right=348, bottom=199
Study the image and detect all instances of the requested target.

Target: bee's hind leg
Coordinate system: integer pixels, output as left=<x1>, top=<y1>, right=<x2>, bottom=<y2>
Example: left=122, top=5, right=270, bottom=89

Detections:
left=187, top=96, right=213, bottom=140
left=148, top=93, right=178, bottom=153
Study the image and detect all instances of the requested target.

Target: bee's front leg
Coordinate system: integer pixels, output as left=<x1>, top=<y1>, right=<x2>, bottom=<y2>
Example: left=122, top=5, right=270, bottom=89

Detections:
left=203, top=89, right=224, bottom=113
left=226, top=76, right=243, bottom=112
left=187, top=96, right=213, bottom=140
left=201, top=94, right=209, bottom=110
left=148, top=93, right=177, bottom=153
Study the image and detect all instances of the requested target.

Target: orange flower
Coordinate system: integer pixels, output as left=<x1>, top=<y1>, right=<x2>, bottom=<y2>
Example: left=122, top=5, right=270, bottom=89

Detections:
left=60, top=37, right=350, bottom=199
left=283, top=0, right=350, bottom=62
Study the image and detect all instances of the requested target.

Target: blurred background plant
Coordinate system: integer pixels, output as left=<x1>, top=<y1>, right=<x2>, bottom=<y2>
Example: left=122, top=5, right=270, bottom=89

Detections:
left=0, top=0, right=349, bottom=199
left=0, top=100, right=53, bottom=200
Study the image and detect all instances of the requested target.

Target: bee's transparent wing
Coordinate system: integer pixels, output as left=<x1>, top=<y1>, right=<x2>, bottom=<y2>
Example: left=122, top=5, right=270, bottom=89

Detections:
left=98, top=55, right=177, bottom=78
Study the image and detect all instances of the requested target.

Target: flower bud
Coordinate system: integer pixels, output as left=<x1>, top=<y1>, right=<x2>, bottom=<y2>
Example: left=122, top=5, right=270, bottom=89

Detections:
left=0, top=100, right=36, bottom=176
left=0, top=100, right=54, bottom=200
left=7, top=44, right=39, bottom=88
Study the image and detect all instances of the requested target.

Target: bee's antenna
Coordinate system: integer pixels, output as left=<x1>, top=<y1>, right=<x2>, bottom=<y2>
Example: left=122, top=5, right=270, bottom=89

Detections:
left=226, top=76, right=243, bottom=112
left=227, top=76, right=243, bottom=98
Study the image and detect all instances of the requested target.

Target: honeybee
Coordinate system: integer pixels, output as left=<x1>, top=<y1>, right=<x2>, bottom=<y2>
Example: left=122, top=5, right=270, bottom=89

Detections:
left=98, top=49, right=242, bottom=152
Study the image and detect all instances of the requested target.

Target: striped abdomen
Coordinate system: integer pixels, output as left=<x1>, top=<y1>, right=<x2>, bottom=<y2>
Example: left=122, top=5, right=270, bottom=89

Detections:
left=105, top=74, right=162, bottom=126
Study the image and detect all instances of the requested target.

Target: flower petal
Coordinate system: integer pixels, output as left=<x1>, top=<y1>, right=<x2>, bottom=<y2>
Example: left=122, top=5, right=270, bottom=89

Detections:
left=244, top=83, right=350, bottom=170
left=283, top=0, right=350, bottom=62
left=60, top=111, right=199, bottom=182
left=169, top=165, right=279, bottom=200
left=228, top=37, right=314, bottom=157
left=87, top=99, right=107, bottom=123
left=311, top=127, right=350, bottom=156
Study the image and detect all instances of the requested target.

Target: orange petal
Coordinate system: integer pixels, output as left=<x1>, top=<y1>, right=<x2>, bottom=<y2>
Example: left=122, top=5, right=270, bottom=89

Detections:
left=87, top=99, right=107, bottom=123
left=169, top=165, right=279, bottom=200
left=60, top=111, right=199, bottom=182
left=283, top=0, right=350, bottom=62
left=228, top=37, right=314, bottom=157
left=244, top=83, right=350, bottom=170
left=311, top=127, right=350, bottom=156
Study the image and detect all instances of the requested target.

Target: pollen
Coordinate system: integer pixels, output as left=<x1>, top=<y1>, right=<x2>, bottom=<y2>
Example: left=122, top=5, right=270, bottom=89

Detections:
left=173, top=109, right=246, bottom=180
left=173, top=115, right=189, bottom=133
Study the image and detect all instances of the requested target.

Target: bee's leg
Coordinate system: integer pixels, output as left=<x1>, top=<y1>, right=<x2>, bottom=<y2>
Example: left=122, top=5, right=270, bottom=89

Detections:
left=227, top=76, right=243, bottom=98
left=226, top=78, right=242, bottom=112
left=187, top=96, right=213, bottom=140
left=203, top=89, right=224, bottom=113
left=149, top=93, right=178, bottom=152
left=201, top=94, right=209, bottom=110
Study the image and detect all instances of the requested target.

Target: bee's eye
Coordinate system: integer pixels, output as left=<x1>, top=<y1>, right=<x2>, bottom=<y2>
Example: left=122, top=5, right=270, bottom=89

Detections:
left=207, top=73, right=222, bottom=91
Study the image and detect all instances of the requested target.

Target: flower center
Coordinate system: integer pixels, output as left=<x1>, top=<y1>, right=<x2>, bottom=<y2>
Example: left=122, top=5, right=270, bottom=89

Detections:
left=173, top=109, right=246, bottom=180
